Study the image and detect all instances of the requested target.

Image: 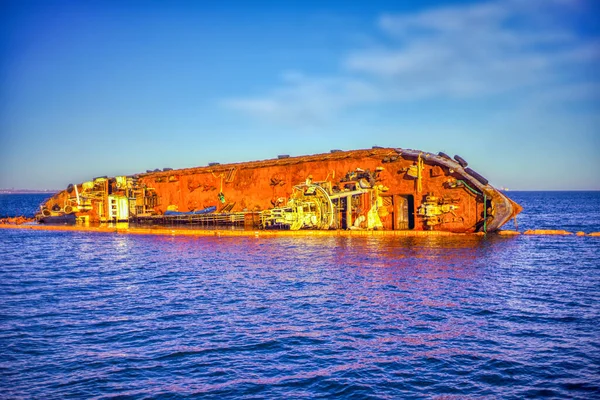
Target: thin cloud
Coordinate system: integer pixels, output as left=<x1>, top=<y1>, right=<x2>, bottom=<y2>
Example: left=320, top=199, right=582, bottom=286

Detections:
left=223, top=75, right=382, bottom=124
left=223, top=0, right=599, bottom=123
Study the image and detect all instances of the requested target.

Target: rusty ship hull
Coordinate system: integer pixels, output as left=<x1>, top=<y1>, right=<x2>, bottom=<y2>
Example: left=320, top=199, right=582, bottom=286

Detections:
left=35, top=148, right=522, bottom=233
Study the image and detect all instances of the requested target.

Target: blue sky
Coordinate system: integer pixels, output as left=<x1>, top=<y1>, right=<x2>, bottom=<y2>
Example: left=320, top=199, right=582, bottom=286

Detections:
left=1, top=0, right=598, bottom=190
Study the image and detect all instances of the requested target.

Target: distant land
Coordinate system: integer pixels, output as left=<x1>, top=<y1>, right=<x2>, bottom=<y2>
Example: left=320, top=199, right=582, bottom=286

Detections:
left=0, top=189, right=59, bottom=194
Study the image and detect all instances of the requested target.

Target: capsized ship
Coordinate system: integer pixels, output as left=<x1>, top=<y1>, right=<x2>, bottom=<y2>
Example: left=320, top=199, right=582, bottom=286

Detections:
left=35, top=147, right=522, bottom=233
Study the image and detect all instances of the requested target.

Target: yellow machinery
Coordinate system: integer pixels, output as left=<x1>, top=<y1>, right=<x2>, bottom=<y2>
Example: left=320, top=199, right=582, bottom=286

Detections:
left=417, top=193, right=460, bottom=228
left=260, top=184, right=335, bottom=230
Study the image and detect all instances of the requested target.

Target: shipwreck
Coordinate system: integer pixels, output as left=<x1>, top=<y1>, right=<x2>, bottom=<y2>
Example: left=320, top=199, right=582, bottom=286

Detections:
left=35, top=147, right=522, bottom=233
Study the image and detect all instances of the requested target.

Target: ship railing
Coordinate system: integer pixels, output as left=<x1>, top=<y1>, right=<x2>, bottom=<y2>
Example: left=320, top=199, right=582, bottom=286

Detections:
left=133, top=211, right=260, bottom=229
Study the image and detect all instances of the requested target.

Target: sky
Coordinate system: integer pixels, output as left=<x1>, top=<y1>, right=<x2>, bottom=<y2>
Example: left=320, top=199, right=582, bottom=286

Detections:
left=1, top=0, right=599, bottom=190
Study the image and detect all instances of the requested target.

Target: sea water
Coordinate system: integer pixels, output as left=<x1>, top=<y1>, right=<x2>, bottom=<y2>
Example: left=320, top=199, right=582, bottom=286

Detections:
left=1, top=192, right=599, bottom=399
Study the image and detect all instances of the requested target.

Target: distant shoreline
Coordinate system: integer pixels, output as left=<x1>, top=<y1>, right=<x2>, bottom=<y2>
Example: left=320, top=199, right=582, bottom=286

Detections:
left=0, top=190, right=58, bottom=194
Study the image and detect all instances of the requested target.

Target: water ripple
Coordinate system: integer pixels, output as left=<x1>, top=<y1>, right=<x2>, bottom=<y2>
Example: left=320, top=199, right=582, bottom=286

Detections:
left=1, top=193, right=600, bottom=398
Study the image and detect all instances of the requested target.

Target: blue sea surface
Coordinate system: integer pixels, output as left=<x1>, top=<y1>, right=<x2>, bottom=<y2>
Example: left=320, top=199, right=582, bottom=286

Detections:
left=0, top=193, right=53, bottom=219
left=1, top=192, right=599, bottom=399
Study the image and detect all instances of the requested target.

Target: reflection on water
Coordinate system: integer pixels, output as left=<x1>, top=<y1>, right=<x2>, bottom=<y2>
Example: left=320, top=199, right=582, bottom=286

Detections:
left=2, top=227, right=598, bottom=398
